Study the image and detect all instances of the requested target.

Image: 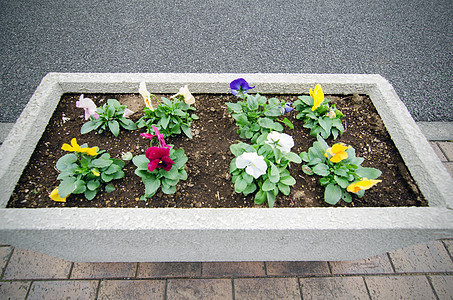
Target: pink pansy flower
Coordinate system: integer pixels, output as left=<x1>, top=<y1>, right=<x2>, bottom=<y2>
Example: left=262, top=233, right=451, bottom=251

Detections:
left=76, top=94, right=99, bottom=120
left=122, top=108, right=134, bottom=118
left=145, top=147, right=175, bottom=172
left=140, top=126, right=170, bottom=149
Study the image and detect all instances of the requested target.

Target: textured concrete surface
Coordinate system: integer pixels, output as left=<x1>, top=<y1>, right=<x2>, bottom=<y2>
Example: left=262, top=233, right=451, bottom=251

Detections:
left=0, top=0, right=452, bottom=123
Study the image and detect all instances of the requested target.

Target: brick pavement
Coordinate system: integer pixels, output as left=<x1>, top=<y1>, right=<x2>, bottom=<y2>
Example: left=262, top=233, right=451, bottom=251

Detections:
left=0, top=239, right=452, bottom=299
left=0, top=132, right=452, bottom=299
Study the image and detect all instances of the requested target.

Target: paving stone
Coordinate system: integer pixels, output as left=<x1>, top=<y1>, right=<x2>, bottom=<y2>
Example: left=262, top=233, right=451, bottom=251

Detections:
left=443, top=162, right=453, bottom=178
left=300, top=276, right=369, bottom=300
left=428, top=275, right=453, bottom=300
left=27, top=280, right=98, bottom=300
left=137, top=262, right=201, bottom=278
left=98, top=280, right=165, bottom=300
left=329, top=253, right=394, bottom=274
left=71, top=262, right=137, bottom=279
left=202, top=262, right=265, bottom=277
left=365, top=275, right=436, bottom=300
left=429, top=142, right=448, bottom=161
left=234, top=278, right=301, bottom=299
left=167, top=278, right=232, bottom=300
left=0, top=246, right=13, bottom=278
left=438, top=142, right=453, bottom=161
left=0, top=281, right=31, bottom=300
left=266, top=261, right=330, bottom=276
left=389, top=240, right=453, bottom=273
left=3, top=248, right=72, bottom=280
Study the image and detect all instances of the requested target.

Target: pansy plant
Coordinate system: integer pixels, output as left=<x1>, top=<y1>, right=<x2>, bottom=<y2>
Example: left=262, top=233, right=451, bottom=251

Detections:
left=230, top=131, right=301, bottom=207
left=80, top=98, right=137, bottom=137
left=50, top=138, right=125, bottom=202
left=299, top=136, right=382, bottom=205
left=136, top=82, right=199, bottom=139
left=293, top=84, right=345, bottom=139
left=226, top=79, right=294, bottom=143
left=132, top=126, right=188, bottom=199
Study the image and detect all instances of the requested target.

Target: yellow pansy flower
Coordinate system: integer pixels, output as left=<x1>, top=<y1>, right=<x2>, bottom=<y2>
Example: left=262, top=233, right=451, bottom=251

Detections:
left=309, top=84, right=324, bottom=111
left=49, top=188, right=67, bottom=202
left=92, top=169, right=100, bottom=176
left=325, top=143, right=351, bottom=163
left=347, top=178, right=382, bottom=193
left=61, top=138, right=98, bottom=156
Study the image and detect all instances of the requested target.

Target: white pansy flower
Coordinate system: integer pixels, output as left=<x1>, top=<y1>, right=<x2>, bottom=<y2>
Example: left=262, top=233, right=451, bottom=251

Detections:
left=139, top=82, right=154, bottom=110
left=265, top=131, right=294, bottom=154
left=172, top=85, right=195, bottom=105
left=122, top=108, right=134, bottom=118
left=235, top=152, right=267, bottom=179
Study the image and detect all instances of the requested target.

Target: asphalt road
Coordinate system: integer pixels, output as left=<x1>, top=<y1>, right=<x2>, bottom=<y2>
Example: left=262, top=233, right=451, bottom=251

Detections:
left=0, top=0, right=452, bottom=123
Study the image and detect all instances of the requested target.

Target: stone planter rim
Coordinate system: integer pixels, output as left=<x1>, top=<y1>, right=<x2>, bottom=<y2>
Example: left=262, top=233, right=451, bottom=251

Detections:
left=0, top=72, right=452, bottom=262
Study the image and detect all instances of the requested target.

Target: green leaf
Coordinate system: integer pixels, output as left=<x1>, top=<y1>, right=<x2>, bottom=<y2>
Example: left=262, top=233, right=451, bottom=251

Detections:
left=318, top=117, right=332, bottom=133
left=58, top=177, right=77, bottom=198
left=81, top=120, right=103, bottom=134
left=108, top=120, right=120, bottom=137
left=246, top=94, right=259, bottom=110
left=254, top=189, right=267, bottom=204
left=101, top=172, right=113, bottom=182
left=280, top=176, right=296, bottom=186
left=243, top=183, right=257, bottom=196
left=160, top=115, right=170, bottom=129
left=143, top=177, right=161, bottom=197
left=233, top=114, right=248, bottom=125
left=277, top=182, right=290, bottom=195
left=285, top=152, right=302, bottom=164
left=302, top=165, right=314, bottom=175
left=269, top=162, right=280, bottom=183
left=181, top=124, right=192, bottom=138
left=234, top=178, right=248, bottom=193
left=73, top=180, right=86, bottom=194
left=334, top=175, right=350, bottom=189
left=266, top=191, right=276, bottom=208
left=299, top=152, right=310, bottom=163
left=298, top=95, right=313, bottom=106
left=342, top=191, right=352, bottom=203
left=261, top=179, right=276, bottom=192
left=257, top=118, right=275, bottom=129
left=312, top=163, right=330, bottom=176
left=133, top=155, right=149, bottom=170
left=264, top=107, right=282, bottom=117
left=105, top=183, right=115, bottom=193
left=84, top=189, right=97, bottom=200
left=120, top=118, right=137, bottom=130
left=280, top=117, right=294, bottom=129
left=226, top=102, right=242, bottom=113
left=104, top=164, right=122, bottom=175
left=92, top=158, right=113, bottom=168
left=161, top=183, right=176, bottom=195
left=356, top=167, right=382, bottom=179
left=56, top=153, right=78, bottom=171
left=87, top=180, right=100, bottom=191
left=324, top=183, right=342, bottom=205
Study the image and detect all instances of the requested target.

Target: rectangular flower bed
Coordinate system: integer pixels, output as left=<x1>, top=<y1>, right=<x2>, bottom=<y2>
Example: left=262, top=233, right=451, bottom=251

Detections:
left=0, top=73, right=451, bottom=262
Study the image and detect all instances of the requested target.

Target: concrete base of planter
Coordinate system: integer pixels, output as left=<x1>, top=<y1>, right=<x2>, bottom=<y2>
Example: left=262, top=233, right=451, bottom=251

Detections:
left=0, top=73, right=452, bottom=262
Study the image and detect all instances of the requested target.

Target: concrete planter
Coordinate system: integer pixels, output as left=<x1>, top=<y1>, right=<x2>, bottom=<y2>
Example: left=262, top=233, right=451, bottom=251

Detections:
left=0, top=73, right=452, bottom=262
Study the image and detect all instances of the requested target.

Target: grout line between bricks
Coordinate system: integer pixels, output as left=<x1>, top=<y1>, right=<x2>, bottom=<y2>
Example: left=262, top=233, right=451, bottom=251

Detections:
left=67, top=262, right=74, bottom=279
left=326, top=261, right=333, bottom=274
left=134, top=262, right=140, bottom=278
left=164, top=279, right=168, bottom=300
left=441, top=240, right=453, bottom=263
left=386, top=252, right=397, bottom=273
left=1, top=247, right=14, bottom=280
left=425, top=275, right=441, bottom=300
left=231, top=278, right=236, bottom=300
left=94, top=279, right=101, bottom=300
left=298, top=277, right=304, bottom=300
left=263, top=261, right=268, bottom=276
left=24, top=280, right=32, bottom=300
left=362, top=276, right=373, bottom=300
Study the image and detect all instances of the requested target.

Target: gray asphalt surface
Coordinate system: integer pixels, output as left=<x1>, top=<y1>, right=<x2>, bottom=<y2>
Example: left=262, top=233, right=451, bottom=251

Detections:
left=1, top=0, right=452, bottom=123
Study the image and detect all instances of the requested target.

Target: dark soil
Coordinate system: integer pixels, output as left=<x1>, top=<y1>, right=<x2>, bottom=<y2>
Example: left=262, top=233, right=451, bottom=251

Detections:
left=8, top=93, right=426, bottom=208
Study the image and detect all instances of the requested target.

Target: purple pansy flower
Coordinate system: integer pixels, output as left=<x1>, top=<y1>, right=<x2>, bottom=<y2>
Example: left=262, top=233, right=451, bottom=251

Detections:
left=280, top=102, right=294, bottom=114
left=230, top=78, right=255, bottom=98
